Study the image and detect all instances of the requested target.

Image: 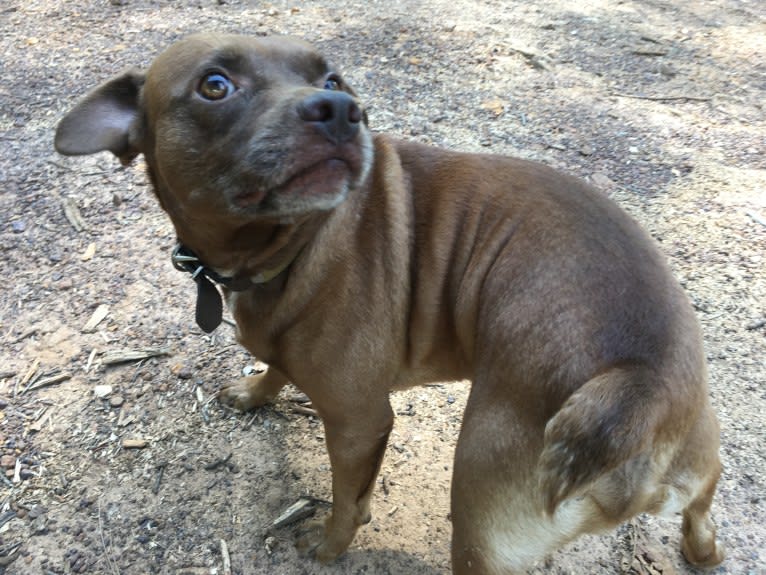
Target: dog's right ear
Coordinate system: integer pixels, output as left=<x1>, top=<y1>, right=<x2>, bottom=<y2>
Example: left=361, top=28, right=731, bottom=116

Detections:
left=55, top=70, right=145, bottom=166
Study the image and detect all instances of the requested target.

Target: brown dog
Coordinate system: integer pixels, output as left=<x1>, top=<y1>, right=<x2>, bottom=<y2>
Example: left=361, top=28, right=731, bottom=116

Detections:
left=55, top=34, right=723, bottom=573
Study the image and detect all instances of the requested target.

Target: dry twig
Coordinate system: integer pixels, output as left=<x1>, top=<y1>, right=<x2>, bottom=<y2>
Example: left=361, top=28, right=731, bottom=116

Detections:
left=101, top=348, right=171, bottom=365
left=122, top=438, right=148, bottom=449
left=612, top=91, right=711, bottom=102
left=746, top=211, right=766, bottom=228
left=23, top=372, right=71, bottom=394
left=290, top=404, right=318, bottom=417
left=221, top=539, right=232, bottom=575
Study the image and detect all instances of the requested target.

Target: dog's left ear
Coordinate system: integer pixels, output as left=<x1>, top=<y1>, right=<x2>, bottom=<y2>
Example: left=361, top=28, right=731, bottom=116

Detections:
left=55, top=69, right=146, bottom=166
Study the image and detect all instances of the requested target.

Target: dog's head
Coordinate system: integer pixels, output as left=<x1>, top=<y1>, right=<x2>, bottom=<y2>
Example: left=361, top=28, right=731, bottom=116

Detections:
left=55, top=34, right=373, bottom=233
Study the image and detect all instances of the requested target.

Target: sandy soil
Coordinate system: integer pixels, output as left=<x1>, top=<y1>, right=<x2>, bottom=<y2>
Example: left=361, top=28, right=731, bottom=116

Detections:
left=0, top=1, right=764, bottom=574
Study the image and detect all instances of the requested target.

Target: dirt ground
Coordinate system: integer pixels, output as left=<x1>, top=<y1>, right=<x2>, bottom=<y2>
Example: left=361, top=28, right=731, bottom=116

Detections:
left=1, top=0, right=764, bottom=573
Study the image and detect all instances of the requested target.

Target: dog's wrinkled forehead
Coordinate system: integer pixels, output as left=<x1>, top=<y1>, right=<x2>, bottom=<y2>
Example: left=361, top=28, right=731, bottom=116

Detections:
left=145, top=34, right=329, bottom=107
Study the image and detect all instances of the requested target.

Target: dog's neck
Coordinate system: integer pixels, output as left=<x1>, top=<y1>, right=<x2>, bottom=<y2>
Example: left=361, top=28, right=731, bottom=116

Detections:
left=169, top=232, right=305, bottom=334
left=171, top=242, right=294, bottom=289
left=164, top=208, right=328, bottom=333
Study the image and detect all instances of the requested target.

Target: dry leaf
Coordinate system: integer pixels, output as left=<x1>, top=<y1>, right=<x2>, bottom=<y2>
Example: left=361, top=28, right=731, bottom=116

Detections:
left=62, top=197, right=88, bottom=232
left=83, top=304, right=109, bottom=332
left=81, top=242, right=96, bottom=261
left=481, top=98, right=506, bottom=117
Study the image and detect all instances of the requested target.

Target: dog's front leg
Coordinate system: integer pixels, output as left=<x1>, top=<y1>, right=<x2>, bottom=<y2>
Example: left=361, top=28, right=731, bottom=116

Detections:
left=219, top=365, right=289, bottom=411
left=297, top=394, right=394, bottom=563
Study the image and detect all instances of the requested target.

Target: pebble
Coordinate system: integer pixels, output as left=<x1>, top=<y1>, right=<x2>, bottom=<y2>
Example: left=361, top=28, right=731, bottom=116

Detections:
left=94, top=385, right=112, bottom=398
left=11, top=220, right=26, bottom=233
left=57, top=277, right=74, bottom=290
left=28, top=505, right=47, bottom=519
left=177, top=367, right=193, bottom=380
left=1, top=454, right=16, bottom=467
left=109, top=395, right=125, bottom=408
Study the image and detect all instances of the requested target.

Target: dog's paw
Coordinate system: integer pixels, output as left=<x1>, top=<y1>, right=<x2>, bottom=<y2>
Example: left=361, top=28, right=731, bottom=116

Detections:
left=219, top=374, right=277, bottom=411
left=682, top=537, right=725, bottom=568
left=296, top=518, right=355, bottom=564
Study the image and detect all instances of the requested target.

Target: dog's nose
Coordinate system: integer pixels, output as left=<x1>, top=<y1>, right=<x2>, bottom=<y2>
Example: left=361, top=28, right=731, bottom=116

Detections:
left=298, top=91, right=362, bottom=144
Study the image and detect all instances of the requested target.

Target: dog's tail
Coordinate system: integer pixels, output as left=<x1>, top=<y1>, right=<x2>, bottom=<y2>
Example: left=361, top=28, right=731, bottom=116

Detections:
left=538, top=365, right=681, bottom=515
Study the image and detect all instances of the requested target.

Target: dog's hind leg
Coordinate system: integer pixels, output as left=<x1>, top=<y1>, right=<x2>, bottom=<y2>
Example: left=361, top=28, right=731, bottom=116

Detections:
left=681, top=475, right=724, bottom=567
left=450, top=388, right=599, bottom=575
left=674, top=404, right=724, bottom=567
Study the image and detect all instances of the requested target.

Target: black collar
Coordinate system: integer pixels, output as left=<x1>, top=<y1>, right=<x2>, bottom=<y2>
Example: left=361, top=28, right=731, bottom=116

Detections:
left=171, top=242, right=298, bottom=333
left=172, top=243, right=254, bottom=292
left=170, top=243, right=237, bottom=333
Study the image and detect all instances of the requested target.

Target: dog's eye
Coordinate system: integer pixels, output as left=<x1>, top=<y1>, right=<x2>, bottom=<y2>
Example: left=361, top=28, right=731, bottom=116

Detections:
left=198, top=73, right=236, bottom=101
left=323, top=76, right=341, bottom=91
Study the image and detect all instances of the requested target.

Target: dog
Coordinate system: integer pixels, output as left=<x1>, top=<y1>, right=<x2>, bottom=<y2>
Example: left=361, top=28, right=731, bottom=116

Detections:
left=55, top=34, right=724, bottom=573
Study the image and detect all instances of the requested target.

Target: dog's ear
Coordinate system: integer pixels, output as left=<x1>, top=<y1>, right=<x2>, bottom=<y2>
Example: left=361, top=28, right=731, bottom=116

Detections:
left=55, top=69, right=146, bottom=165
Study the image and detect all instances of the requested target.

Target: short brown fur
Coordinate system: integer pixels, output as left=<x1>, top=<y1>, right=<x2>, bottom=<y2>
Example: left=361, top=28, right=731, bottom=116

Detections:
left=55, top=34, right=723, bottom=573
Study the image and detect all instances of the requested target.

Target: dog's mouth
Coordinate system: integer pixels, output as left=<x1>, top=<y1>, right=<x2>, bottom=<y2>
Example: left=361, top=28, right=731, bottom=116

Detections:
left=235, top=158, right=352, bottom=210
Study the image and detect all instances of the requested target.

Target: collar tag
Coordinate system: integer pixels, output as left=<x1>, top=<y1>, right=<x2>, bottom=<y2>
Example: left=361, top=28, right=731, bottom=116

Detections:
left=170, top=242, right=294, bottom=333
left=195, top=274, right=223, bottom=333
left=172, top=244, right=224, bottom=332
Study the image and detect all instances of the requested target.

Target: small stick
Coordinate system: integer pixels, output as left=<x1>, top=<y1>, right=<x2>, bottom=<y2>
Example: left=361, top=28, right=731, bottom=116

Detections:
left=24, top=372, right=71, bottom=394
left=85, top=349, right=97, bottom=373
left=122, top=438, right=148, bottom=449
left=152, top=463, right=166, bottom=495
left=221, top=539, right=232, bottom=575
left=243, top=412, right=259, bottom=430
left=0, top=542, right=21, bottom=567
left=15, top=360, right=40, bottom=398
left=12, top=328, right=38, bottom=344
left=0, top=511, right=17, bottom=530
left=746, top=211, right=766, bottom=228
left=631, top=48, right=668, bottom=56
left=19, top=359, right=40, bottom=388
left=290, top=404, right=318, bottom=417
left=101, top=348, right=171, bottom=365
left=204, top=453, right=233, bottom=470
left=30, top=408, right=52, bottom=432
left=611, top=91, right=711, bottom=102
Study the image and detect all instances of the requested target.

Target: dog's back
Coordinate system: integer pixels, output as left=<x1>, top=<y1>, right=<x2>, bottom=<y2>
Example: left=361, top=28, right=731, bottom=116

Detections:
left=381, top=137, right=722, bottom=573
